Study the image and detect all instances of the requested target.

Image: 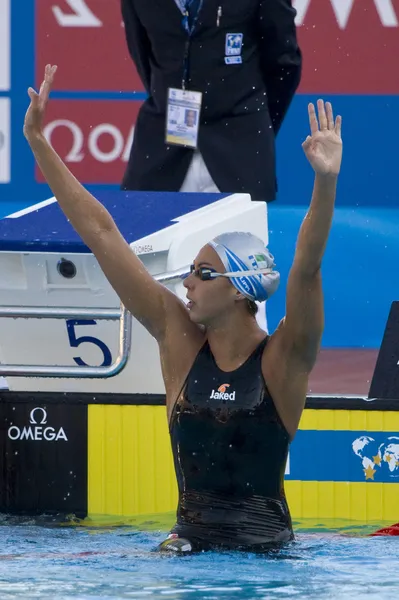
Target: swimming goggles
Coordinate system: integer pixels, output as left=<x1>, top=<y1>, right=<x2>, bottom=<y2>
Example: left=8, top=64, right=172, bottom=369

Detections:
left=189, top=264, right=274, bottom=281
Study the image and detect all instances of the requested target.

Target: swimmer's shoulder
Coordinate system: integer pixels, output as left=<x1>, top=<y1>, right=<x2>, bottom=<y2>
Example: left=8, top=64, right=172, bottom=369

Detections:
left=262, top=315, right=310, bottom=375
left=261, top=318, right=309, bottom=438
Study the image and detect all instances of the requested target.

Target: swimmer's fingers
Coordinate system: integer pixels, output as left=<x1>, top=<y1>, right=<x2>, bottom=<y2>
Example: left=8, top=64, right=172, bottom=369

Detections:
left=27, top=87, right=40, bottom=107
left=308, top=102, right=319, bottom=135
left=28, top=65, right=57, bottom=111
left=301, top=135, right=312, bottom=152
left=325, top=101, right=342, bottom=137
left=334, top=114, right=342, bottom=138
left=24, top=64, right=57, bottom=139
left=317, top=99, right=328, bottom=130
left=38, top=64, right=57, bottom=107
left=308, top=100, right=342, bottom=138
left=325, top=102, right=335, bottom=130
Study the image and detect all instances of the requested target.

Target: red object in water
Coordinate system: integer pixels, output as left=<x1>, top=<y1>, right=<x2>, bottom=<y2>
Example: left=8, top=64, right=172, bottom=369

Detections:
left=369, top=523, right=399, bottom=536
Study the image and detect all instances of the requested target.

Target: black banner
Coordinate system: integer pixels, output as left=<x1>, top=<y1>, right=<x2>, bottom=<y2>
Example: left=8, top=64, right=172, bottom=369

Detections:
left=0, top=400, right=87, bottom=517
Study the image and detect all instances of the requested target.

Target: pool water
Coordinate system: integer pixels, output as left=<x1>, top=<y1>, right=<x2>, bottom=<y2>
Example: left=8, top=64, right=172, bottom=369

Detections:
left=0, top=515, right=398, bottom=599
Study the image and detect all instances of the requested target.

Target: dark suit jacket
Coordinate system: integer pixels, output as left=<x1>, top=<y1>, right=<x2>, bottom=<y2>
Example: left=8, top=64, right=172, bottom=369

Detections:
left=121, top=0, right=302, bottom=201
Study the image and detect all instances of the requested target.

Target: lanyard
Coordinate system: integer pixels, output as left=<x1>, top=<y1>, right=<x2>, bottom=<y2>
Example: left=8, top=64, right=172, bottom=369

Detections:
left=173, top=0, right=202, bottom=35
left=173, top=0, right=204, bottom=88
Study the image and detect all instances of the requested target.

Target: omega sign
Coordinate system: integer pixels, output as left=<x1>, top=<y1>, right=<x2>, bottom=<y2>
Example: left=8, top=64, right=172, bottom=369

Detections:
left=7, top=407, right=68, bottom=442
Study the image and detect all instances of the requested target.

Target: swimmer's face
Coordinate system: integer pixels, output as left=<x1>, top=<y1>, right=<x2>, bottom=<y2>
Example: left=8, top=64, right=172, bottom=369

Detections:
left=183, top=244, right=239, bottom=325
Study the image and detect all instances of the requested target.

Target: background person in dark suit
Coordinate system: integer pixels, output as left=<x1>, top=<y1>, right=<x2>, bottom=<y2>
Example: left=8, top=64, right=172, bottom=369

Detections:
left=120, top=0, right=302, bottom=201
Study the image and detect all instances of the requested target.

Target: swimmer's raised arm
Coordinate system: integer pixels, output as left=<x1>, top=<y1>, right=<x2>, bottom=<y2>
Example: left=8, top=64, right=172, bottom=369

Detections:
left=266, top=99, right=342, bottom=437
left=283, top=100, right=342, bottom=366
left=293, top=101, right=342, bottom=277
left=23, top=65, right=186, bottom=341
left=283, top=100, right=341, bottom=362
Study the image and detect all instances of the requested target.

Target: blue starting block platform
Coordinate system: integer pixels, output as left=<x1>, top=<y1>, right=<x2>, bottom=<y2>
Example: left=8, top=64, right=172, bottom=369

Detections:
left=0, top=191, right=233, bottom=253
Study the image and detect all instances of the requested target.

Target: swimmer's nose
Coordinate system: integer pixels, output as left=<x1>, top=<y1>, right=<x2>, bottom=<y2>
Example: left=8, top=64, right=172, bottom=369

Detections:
left=183, top=273, right=195, bottom=289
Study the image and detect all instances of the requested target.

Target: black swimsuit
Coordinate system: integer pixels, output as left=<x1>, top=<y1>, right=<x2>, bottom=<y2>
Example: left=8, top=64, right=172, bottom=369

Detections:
left=162, top=337, right=293, bottom=553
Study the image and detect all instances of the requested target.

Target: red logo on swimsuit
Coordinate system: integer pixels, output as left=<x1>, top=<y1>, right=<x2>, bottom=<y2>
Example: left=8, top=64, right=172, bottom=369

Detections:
left=218, top=384, right=230, bottom=393
left=210, top=384, right=236, bottom=401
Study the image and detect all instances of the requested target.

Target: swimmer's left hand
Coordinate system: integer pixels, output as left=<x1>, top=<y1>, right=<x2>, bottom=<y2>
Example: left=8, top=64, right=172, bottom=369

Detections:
left=302, top=99, right=342, bottom=177
left=23, top=64, right=57, bottom=141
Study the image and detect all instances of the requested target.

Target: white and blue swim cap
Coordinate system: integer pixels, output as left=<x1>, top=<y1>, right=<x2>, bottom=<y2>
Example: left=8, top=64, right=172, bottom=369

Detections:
left=208, top=232, right=280, bottom=302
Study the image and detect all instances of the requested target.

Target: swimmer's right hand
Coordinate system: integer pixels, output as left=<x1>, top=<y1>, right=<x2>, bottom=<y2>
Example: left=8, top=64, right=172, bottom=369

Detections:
left=23, top=64, right=57, bottom=141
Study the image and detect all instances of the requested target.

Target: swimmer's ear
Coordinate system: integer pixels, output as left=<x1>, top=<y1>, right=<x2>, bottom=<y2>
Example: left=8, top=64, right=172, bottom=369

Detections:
left=233, top=290, right=247, bottom=303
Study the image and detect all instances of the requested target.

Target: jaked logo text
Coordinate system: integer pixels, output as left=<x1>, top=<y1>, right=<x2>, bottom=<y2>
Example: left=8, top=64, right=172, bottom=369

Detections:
left=210, top=384, right=236, bottom=401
